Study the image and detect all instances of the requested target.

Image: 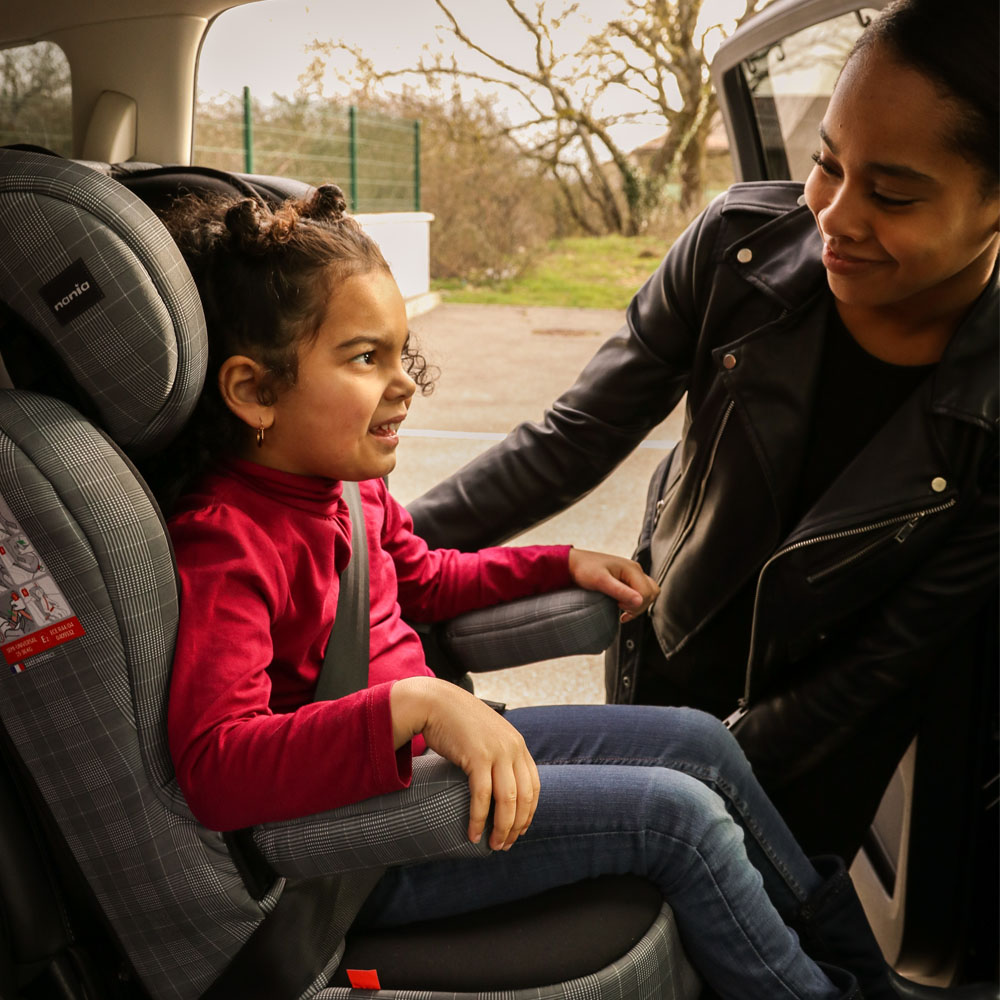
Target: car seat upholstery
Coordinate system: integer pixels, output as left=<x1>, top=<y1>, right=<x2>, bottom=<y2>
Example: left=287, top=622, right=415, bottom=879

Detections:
left=0, top=147, right=699, bottom=999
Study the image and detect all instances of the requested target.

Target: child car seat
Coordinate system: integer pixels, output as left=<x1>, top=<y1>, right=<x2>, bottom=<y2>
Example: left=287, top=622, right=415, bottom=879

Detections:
left=0, top=147, right=698, bottom=1000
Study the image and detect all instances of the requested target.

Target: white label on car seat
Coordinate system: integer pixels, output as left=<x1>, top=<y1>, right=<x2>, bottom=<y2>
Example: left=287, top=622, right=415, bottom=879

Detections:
left=0, top=496, right=84, bottom=672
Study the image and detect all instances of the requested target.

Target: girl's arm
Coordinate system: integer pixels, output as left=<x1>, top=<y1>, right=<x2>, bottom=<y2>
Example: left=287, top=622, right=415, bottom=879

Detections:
left=381, top=480, right=572, bottom=621
left=379, top=481, right=658, bottom=622
left=567, top=547, right=659, bottom=622
left=390, top=675, right=540, bottom=851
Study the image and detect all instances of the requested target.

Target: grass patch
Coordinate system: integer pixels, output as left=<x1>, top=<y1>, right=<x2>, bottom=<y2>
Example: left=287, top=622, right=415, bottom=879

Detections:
left=433, top=234, right=673, bottom=311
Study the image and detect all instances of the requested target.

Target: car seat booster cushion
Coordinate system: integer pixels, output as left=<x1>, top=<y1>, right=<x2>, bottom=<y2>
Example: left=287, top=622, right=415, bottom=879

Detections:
left=0, top=148, right=206, bottom=456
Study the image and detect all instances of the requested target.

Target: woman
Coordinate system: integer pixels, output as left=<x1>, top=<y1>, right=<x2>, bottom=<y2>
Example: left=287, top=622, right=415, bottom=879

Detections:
left=408, top=0, right=999, bottom=862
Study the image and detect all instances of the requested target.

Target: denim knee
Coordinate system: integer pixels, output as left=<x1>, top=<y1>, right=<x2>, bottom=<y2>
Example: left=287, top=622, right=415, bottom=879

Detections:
left=667, top=707, right=751, bottom=776
left=644, top=766, right=747, bottom=889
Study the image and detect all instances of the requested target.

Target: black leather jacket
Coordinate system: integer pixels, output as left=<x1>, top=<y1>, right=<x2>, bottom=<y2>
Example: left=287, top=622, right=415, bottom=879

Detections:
left=410, top=182, right=998, bottom=793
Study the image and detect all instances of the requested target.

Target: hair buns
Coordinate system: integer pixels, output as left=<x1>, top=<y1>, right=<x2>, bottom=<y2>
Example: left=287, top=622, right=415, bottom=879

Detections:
left=304, top=184, right=348, bottom=221
left=223, top=198, right=268, bottom=250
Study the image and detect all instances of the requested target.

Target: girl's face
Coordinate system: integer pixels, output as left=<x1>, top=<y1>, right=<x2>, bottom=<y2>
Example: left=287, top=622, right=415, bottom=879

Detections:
left=259, top=269, right=416, bottom=481
left=804, top=49, right=999, bottom=324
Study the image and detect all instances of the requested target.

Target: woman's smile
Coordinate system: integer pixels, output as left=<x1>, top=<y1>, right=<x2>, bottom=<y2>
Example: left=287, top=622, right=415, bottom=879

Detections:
left=821, top=241, right=891, bottom=275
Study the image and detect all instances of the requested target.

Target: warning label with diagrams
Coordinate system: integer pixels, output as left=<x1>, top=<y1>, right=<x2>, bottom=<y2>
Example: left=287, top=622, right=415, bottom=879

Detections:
left=0, top=496, right=85, bottom=671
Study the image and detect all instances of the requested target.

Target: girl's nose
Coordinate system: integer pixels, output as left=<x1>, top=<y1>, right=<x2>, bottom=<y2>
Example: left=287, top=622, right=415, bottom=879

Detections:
left=390, top=367, right=417, bottom=400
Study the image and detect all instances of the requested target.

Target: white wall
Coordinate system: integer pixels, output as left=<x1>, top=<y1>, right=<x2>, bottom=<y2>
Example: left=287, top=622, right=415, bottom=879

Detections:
left=355, top=211, right=434, bottom=302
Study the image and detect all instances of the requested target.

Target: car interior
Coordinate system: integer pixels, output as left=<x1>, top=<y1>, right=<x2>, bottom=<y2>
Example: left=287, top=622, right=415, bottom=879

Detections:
left=0, top=1, right=996, bottom=999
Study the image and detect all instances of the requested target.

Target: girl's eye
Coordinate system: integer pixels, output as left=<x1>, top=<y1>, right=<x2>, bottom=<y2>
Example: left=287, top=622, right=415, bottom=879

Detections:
left=353, top=350, right=375, bottom=365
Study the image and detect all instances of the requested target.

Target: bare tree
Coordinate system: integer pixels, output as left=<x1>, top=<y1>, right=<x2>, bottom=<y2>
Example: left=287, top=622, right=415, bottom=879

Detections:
left=308, top=0, right=765, bottom=234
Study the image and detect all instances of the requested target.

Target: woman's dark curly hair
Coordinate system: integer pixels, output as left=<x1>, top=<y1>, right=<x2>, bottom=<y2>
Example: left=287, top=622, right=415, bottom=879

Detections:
left=144, top=184, right=436, bottom=511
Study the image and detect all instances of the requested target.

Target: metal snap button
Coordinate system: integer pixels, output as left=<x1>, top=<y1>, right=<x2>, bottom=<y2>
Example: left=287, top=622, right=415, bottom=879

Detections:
left=736, top=247, right=753, bottom=264
left=931, top=476, right=947, bottom=493
left=625, top=639, right=635, bottom=651
left=722, top=352, right=737, bottom=370
left=622, top=675, right=631, bottom=688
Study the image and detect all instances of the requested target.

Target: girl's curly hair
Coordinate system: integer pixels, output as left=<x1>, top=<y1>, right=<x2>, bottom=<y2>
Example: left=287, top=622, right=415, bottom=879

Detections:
left=143, top=184, right=436, bottom=510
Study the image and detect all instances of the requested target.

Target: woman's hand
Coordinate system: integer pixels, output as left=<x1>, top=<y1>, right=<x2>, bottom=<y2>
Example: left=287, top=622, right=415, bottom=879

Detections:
left=568, top=548, right=660, bottom=623
left=390, top=676, right=539, bottom=851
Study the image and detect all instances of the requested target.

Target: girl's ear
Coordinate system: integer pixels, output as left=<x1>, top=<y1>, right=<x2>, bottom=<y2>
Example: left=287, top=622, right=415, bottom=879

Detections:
left=217, top=355, right=273, bottom=430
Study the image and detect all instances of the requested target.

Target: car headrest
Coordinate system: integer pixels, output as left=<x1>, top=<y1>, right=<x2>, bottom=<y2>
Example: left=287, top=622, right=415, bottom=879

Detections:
left=0, top=147, right=207, bottom=456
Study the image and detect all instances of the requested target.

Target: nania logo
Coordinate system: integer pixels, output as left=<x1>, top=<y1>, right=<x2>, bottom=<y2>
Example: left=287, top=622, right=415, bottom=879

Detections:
left=40, top=259, right=104, bottom=326
left=53, top=281, right=92, bottom=311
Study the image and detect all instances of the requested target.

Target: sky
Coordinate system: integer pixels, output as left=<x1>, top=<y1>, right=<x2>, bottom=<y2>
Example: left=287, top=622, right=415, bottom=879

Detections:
left=197, top=0, right=752, bottom=150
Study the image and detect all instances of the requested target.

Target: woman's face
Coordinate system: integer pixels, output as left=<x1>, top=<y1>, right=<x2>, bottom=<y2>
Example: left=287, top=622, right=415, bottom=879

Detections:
left=804, top=48, right=999, bottom=322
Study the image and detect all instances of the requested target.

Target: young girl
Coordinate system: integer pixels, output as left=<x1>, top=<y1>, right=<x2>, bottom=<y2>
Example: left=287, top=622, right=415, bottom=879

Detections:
left=162, top=188, right=891, bottom=999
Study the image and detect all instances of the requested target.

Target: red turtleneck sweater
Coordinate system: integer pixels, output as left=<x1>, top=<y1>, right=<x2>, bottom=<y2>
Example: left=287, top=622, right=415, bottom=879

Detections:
left=167, top=459, right=572, bottom=831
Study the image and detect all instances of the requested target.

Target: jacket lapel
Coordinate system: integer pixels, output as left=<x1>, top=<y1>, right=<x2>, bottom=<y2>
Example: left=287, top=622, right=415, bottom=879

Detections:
left=711, top=205, right=829, bottom=528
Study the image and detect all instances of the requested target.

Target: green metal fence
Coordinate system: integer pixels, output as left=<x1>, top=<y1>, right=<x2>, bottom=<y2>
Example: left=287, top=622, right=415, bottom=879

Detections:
left=194, top=90, right=421, bottom=213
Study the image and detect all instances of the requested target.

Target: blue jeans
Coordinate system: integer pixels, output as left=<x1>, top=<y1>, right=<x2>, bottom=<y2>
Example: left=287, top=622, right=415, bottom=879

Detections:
left=358, top=705, right=839, bottom=1000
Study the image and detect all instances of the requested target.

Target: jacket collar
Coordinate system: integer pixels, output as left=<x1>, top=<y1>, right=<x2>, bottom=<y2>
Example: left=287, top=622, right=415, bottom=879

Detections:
left=721, top=200, right=998, bottom=433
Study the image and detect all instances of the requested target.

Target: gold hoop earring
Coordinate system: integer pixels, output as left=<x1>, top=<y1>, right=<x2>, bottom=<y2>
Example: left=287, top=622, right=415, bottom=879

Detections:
left=256, top=418, right=265, bottom=449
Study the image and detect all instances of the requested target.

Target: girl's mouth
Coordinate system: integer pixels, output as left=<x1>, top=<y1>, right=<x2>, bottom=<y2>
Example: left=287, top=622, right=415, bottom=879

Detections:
left=370, top=420, right=403, bottom=441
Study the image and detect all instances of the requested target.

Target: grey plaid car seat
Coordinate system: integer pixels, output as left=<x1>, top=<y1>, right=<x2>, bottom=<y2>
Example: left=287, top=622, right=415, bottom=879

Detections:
left=0, top=147, right=700, bottom=1000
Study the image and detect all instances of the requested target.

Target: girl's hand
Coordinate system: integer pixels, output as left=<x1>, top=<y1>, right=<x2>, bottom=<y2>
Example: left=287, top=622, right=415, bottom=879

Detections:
left=390, top=676, right=539, bottom=851
left=568, top=548, right=660, bottom=623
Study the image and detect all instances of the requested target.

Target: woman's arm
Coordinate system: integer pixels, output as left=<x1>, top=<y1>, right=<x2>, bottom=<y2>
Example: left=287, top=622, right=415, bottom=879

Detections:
left=407, top=196, right=726, bottom=551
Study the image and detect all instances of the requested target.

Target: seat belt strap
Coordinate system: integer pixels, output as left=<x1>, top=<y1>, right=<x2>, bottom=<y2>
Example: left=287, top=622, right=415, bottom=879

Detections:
left=210, top=481, right=385, bottom=999
left=312, top=480, right=370, bottom=703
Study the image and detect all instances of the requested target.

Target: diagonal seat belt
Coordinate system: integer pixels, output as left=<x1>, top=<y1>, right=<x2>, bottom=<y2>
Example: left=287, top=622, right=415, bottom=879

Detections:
left=207, top=481, right=386, bottom=1000
left=312, top=480, right=370, bottom=703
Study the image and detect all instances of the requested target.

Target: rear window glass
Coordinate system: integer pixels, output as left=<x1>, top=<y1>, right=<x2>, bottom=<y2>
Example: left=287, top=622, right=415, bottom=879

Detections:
left=0, top=41, right=72, bottom=156
left=739, top=9, right=879, bottom=180
left=195, top=4, right=420, bottom=212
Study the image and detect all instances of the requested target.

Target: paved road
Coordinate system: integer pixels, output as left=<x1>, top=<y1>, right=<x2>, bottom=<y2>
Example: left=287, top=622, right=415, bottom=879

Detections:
left=390, top=302, right=685, bottom=707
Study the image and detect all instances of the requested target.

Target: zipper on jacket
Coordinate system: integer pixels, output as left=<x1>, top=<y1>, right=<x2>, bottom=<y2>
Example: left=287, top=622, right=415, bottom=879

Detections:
left=804, top=514, right=925, bottom=584
left=653, top=400, right=736, bottom=584
left=734, top=497, right=957, bottom=716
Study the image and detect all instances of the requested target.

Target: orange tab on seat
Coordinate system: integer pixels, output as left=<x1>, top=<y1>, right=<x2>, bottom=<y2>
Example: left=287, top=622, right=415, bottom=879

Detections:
left=346, top=968, right=381, bottom=989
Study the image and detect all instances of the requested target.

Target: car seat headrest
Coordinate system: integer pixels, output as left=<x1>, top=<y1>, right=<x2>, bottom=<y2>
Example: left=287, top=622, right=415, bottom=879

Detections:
left=0, top=147, right=207, bottom=456
left=107, top=163, right=316, bottom=224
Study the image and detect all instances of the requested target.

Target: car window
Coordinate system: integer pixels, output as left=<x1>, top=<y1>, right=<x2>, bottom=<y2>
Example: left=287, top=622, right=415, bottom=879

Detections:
left=736, top=8, right=878, bottom=181
left=194, top=5, right=419, bottom=212
left=0, top=41, right=72, bottom=156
